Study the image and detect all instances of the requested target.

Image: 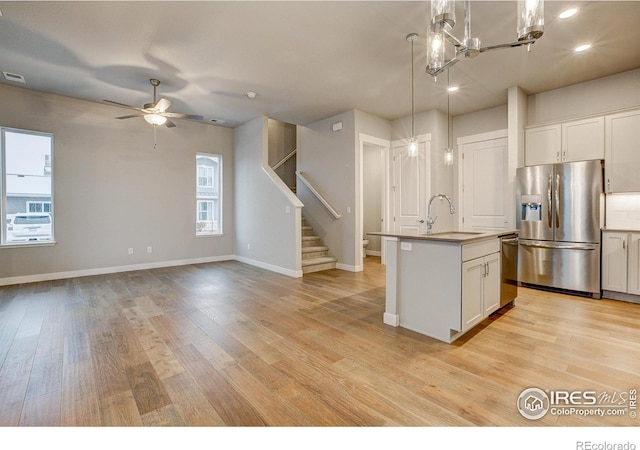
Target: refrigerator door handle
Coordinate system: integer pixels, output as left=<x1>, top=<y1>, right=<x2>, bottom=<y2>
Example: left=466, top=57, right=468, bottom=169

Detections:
left=547, top=174, right=553, bottom=228
left=555, top=173, right=560, bottom=229
left=519, top=241, right=598, bottom=251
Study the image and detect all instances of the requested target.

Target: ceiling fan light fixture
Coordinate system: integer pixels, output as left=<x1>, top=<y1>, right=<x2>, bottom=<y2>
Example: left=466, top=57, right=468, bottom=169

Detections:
left=144, top=113, right=167, bottom=126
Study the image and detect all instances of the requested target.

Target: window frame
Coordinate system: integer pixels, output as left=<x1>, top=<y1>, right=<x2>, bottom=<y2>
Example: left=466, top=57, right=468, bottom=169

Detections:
left=1, top=127, right=55, bottom=247
left=195, top=153, right=222, bottom=236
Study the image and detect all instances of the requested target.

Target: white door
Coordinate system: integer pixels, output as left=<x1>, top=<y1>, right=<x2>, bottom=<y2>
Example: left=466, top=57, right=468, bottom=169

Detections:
left=393, top=140, right=429, bottom=235
left=460, top=136, right=510, bottom=230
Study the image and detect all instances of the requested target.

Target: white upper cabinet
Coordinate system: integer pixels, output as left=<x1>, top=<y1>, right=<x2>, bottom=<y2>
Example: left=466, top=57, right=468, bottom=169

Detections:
left=604, top=109, right=640, bottom=193
left=562, top=116, right=605, bottom=162
left=525, top=117, right=604, bottom=166
left=525, top=124, right=561, bottom=166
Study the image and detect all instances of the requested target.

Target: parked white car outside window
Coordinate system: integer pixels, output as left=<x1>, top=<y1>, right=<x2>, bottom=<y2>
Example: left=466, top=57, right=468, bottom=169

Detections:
left=10, top=213, right=52, bottom=242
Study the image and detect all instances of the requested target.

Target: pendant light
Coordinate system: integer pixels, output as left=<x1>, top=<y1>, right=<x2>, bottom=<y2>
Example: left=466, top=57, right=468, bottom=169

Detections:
left=443, top=69, right=454, bottom=166
left=407, top=33, right=418, bottom=157
left=426, top=0, right=545, bottom=78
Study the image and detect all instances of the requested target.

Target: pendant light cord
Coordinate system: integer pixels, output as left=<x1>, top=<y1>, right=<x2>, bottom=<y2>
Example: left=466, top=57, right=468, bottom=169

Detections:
left=447, top=69, right=451, bottom=149
left=411, top=36, right=415, bottom=139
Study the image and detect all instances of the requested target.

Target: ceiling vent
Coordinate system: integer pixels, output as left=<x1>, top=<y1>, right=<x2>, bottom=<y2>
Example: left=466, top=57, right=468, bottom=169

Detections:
left=3, top=72, right=26, bottom=83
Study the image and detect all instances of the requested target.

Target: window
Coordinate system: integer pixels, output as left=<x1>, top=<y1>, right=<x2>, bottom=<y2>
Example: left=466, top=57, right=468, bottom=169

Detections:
left=1, top=128, right=54, bottom=245
left=196, top=153, right=222, bottom=235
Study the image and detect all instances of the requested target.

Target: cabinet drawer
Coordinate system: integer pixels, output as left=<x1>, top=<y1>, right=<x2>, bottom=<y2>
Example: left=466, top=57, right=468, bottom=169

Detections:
left=462, top=239, right=500, bottom=262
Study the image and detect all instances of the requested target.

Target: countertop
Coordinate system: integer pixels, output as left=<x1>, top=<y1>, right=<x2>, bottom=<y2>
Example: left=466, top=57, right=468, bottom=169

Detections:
left=601, top=227, right=640, bottom=233
left=367, top=229, right=518, bottom=244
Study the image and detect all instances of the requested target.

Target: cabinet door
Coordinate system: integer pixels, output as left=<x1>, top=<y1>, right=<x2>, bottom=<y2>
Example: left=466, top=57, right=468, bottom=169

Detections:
left=525, top=124, right=561, bottom=166
left=562, top=116, right=604, bottom=162
left=627, top=233, right=640, bottom=295
left=605, top=109, right=640, bottom=193
left=462, top=258, right=484, bottom=332
left=601, top=232, right=628, bottom=293
left=483, top=253, right=501, bottom=316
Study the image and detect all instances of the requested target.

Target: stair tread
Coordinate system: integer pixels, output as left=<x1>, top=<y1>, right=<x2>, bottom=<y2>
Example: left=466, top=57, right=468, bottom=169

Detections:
left=301, top=256, right=338, bottom=266
left=302, top=235, right=321, bottom=241
left=302, top=246, right=328, bottom=253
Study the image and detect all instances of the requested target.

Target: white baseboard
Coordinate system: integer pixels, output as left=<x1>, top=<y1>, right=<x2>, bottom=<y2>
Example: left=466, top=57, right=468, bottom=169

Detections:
left=0, top=255, right=235, bottom=287
left=233, top=256, right=303, bottom=278
left=383, top=312, right=400, bottom=327
left=336, top=262, right=362, bottom=272
left=365, top=250, right=382, bottom=257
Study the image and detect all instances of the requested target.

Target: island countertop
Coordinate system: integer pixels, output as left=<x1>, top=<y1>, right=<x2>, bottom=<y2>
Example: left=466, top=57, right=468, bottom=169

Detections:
left=367, top=229, right=518, bottom=244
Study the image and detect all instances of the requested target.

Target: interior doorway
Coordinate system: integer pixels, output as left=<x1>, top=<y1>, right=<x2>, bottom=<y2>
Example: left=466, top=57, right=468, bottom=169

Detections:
left=358, top=134, right=390, bottom=269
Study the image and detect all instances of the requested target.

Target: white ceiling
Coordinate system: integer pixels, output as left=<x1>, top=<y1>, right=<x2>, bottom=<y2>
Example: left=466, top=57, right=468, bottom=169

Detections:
left=1, top=1, right=639, bottom=128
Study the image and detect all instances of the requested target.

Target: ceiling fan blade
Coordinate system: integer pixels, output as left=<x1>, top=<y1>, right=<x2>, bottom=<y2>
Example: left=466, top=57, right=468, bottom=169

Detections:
left=115, top=114, right=145, bottom=119
left=154, top=98, right=172, bottom=112
left=103, top=99, right=145, bottom=112
left=163, top=112, right=204, bottom=121
left=165, top=119, right=176, bottom=128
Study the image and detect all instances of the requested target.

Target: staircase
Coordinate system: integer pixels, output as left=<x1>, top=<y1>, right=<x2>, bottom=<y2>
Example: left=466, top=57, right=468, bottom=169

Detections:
left=301, top=216, right=337, bottom=274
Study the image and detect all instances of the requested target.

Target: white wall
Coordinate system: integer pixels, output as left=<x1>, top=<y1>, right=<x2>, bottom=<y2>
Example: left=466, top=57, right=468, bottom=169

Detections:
left=297, top=110, right=356, bottom=268
left=234, top=116, right=302, bottom=277
left=527, top=68, right=640, bottom=126
left=0, top=83, right=235, bottom=284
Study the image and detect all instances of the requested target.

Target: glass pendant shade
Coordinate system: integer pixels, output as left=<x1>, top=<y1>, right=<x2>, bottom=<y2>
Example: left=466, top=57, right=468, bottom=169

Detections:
left=444, top=147, right=454, bottom=166
left=427, top=28, right=446, bottom=75
left=517, top=0, right=544, bottom=41
left=408, top=137, right=418, bottom=157
left=430, top=0, right=456, bottom=31
left=144, top=113, right=167, bottom=126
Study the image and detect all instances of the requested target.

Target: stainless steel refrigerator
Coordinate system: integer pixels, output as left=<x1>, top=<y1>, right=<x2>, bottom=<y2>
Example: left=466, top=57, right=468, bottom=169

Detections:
left=516, top=160, right=603, bottom=298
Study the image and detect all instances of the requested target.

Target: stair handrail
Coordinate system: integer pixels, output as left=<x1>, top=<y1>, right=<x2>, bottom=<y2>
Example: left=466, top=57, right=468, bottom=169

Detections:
left=295, top=171, right=342, bottom=219
left=272, top=148, right=297, bottom=171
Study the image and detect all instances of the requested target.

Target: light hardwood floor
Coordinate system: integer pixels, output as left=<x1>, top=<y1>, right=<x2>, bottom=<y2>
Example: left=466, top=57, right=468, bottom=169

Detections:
left=0, top=257, right=638, bottom=426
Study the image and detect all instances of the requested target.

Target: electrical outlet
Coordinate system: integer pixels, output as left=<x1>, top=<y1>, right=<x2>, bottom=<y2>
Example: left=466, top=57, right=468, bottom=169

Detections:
left=128, top=248, right=134, bottom=255
left=147, top=246, right=152, bottom=254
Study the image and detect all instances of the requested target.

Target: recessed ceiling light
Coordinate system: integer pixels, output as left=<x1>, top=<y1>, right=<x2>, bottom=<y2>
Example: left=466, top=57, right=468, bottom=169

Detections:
left=2, top=72, right=26, bottom=83
left=574, top=43, right=592, bottom=53
left=210, top=118, right=226, bottom=124
left=559, top=8, right=578, bottom=19
left=246, top=91, right=257, bottom=99
left=447, top=86, right=459, bottom=93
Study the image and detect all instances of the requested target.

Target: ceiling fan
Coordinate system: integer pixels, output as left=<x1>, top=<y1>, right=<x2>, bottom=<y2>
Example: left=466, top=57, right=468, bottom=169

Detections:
left=104, top=79, right=204, bottom=128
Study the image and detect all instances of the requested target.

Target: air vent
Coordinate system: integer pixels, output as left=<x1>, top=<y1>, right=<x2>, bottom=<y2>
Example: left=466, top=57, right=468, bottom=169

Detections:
left=210, top=118, right=226, bottom=124
left=3, top=72, right=26, bottom=83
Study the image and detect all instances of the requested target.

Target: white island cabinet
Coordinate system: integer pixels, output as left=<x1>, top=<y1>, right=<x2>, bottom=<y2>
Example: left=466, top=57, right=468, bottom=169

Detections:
left=371, top=231, right=510, bottom=344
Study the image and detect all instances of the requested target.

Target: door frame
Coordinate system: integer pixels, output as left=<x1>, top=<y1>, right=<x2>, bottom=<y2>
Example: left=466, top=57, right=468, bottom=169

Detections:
left=456, top=129, right=510, bottom=230
left=358, top=134, right=391, bottom=268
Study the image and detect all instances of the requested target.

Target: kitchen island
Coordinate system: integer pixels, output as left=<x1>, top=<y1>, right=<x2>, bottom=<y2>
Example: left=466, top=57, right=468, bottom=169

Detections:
left=368, top=230, right=518, bottom=343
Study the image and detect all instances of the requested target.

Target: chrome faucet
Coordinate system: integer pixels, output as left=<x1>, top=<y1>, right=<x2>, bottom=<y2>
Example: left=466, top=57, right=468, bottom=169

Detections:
left=426, top=194, right=456, bottom=233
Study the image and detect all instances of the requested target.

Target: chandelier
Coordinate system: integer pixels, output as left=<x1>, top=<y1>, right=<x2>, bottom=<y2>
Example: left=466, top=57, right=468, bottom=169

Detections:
left=426, top=0, right=544, bottom=78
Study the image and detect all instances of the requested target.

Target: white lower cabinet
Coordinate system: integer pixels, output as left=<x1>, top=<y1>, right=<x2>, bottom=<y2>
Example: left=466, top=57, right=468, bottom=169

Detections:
left=601, top=231, right=640, bottom=295
left=461, top=251, right=501, bottom=332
